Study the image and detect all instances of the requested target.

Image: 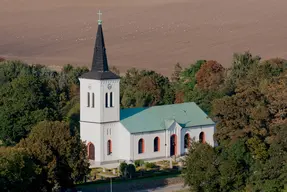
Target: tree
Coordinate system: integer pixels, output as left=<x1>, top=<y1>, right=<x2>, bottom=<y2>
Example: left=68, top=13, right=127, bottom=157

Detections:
left=174, top=91, right=185, bottom=104
left=262, top=74, right=287, bottom=126
left=0, top=75, right=58, bottom=145
left=224, top=51, right=261, bottom=95
left=180, top=60, right=206, bottom=90
left=218, top=140, right=253, bottom=192
left=0, top=61, right=88, bottom=146
left=184, top=87, right=225, bottom=114
left=212, top=87, right=269, bottom=143
left=195, top=60, right=225, bottom=91
left=0, top=147, right=41, bottom=192
left=110, top=66, right=120, bottom=76
left=120, top=69, right=174, bottom=108
left=0, top=56, right=5, bottom=62
left=17, top=121, right=90, bottom=191
left=249, top=125, right=287, bottom=191
left=171, top=62, right=182, bottom=83
left=173, top=60, right=206, bottom=107
left=182, top=141, right=220, bottom=192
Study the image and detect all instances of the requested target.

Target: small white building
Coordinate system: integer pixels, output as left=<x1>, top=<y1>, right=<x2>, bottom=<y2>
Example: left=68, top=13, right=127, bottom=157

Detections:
left=79, top=18, right=215, bottom=167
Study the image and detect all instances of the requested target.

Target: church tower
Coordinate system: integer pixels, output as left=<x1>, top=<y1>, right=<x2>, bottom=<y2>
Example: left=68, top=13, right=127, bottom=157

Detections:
left=79, top=13, right=120, bottom=123
left=79, top=11, right=120, bottom=164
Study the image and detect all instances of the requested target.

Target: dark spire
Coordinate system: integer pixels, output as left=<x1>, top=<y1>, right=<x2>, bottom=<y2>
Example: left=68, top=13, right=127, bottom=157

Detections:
left=80, top=11, right=119, bottom=80
left=91, top=24, right=109, bottom=72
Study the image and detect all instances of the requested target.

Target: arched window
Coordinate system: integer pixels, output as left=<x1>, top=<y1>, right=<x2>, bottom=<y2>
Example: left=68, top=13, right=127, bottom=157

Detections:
left=105, top=93, right=108, bottom=108
left=138, top=138, right=144, bottom=154
left=184, top=133, right=190, bottom=149
left=87, top=142, right=95, bottom=160
left=107, top=140, right=112, bottom=155
left=199, top=132, right=205, bottom=143
left=154, top=137, right=160, bottom=152
left=110, top=92, right=113, bottom=107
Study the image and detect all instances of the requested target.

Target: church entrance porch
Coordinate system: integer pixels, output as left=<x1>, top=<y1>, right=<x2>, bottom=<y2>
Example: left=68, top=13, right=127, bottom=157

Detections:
left=170, top=134, right=177, bottom=156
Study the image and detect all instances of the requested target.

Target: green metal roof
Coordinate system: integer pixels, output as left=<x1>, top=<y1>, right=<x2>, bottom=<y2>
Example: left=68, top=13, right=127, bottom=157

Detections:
left=120, top=102, right=215, bottom=134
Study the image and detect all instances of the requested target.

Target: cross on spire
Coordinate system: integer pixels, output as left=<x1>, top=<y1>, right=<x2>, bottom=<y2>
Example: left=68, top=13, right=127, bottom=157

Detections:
left=80, top=11, right=120, bottom=80
left=97, top=10, right=102, bottom=25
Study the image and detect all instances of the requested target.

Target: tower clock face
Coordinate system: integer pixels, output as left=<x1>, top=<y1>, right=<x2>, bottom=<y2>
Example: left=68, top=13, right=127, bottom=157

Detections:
left=107, top=84, right=112, bottom=90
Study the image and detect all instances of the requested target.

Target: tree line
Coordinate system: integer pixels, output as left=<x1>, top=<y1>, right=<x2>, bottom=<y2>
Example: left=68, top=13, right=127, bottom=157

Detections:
left=0, top=51, right=286, bottom=191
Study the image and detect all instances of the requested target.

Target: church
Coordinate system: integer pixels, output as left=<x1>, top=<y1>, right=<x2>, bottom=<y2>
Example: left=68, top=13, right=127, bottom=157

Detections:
left=79, top=14, right=215, bottom=167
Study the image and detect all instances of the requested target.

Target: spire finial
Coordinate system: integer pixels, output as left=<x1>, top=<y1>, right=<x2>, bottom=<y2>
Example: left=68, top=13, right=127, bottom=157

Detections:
left=97, top=10, right=102, bottom=25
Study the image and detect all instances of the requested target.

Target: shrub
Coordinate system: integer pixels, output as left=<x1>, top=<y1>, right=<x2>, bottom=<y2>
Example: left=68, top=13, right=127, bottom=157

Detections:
left=135, top=159, right=144, bottom=167
left=125, top=164, right=136, bottom=179
left=119, top=162, right=127, bottom=176
left=144, top=162, right=157, bottom=169
left=89, top=168, right=97, bottom=181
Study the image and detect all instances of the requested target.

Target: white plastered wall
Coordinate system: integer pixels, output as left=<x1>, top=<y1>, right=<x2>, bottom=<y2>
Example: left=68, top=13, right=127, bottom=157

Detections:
left=131, top=130, right=166, bottom=161
left=79, top=77, right=121, bottom=164
left=181, top=124, right=215, bottom=154
left=129, top=122, right=216, bottom=161
left=79, top=78, right=120, bottom=123
left=101, top=122, right=131, bottom=162
left=80, top=122, right=102, bottom=162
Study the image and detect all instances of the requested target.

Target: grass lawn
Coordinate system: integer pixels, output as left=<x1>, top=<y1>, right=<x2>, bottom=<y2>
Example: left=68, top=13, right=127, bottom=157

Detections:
left=77, top=172, right=181, bottom=190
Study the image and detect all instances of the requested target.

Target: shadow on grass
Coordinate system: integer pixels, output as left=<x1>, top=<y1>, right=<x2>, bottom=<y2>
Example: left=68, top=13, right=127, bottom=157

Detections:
left=76, top=171, right=181, bottom=192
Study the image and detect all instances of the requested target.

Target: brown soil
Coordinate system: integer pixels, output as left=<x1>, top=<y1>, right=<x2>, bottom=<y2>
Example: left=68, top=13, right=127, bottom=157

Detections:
left=1, top=0, right=287, bottom=76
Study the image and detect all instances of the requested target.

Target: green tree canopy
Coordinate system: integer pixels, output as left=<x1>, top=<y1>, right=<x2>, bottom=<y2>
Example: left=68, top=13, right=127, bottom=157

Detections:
left=0, top=147, right=41, bottom=192
left=120, top=69, right=174, bottom=108
left=0, top=61, right=88, bottom=146
left=182, top=141, right=220, bottom=192
left=17, top=121, right=90, bottom=191
left=0, top=74, right=58, bottom=145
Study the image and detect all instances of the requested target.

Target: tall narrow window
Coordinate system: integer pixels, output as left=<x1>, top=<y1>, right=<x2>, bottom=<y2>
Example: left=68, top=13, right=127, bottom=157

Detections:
left=91, top=93, right=95, bottom=108
left=199, top=132, right=205, bottom=143
left=154, top=137, right=160, bottom=152
left=184, top=133, right=190, bottom=149
left=138, top=138, right=144, bottom=154
left=107, top=140, right=112, bottom=155
left=105, top=93, right=108, bottom=108
left=87, top=92, right=90, bottom=107
left=110, top=92, right=113, bottom=107
left=87, top=142, right=95, bottom=160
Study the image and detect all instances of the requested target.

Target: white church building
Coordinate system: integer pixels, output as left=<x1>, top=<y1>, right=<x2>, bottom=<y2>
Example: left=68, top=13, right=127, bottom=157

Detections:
left=79, top=16, right=215, bottom=167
